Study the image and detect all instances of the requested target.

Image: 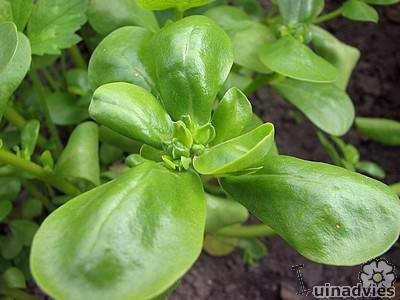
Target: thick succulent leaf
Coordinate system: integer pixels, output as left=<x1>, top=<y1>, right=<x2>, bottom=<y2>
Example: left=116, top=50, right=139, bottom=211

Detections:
left=88, top=26, right=154, bottom=91
left=355, top=117, right=400, bottom=146
left=21, top=119, right=40, bottom=160
left=55, top=122, right=100, bottom=190
left=31, top=162, right=206, bottom=300
left=356, top=161, right=385, bottom=179
left=88, top=0, right=158, bottom=35
left=27, top=0, right=88, bottom=55
left=205, top=6, right=275, bottom=73
left=0, top=22, right=31, bottom=120
left=203, top=234, right=238, bottom=256
left=212, top=87, right=252, bottom=145
left=137, top=0, right=215, bottom=10
left=259, top=35, right=338, bottom=83
left=276, top=0, right=324, bottom=24
left=46, top=92, right=89, bottom=125
left=311, top=26, right=360, bottom=90
left=99, top=126, right=142, bottom=154
left=3, top=267, right=26, bottom=289
left=342, top=0, right=379, bottom=23
left=6, top=0, right=33, bottom=31
left=271, top=78, right=355, bottom=136
left=205, top=193, right=248, bottom=233
left=66, top=69, right=91, bottom=96
left=193, top=123, right=274, bottom=175
left=0, top=0, right=13, bottom=23
left=221, top=155, right=400, bottom=266
left=364, top=0, right=399, bottom=4
left=144, top=15, right=233, bottom=125
left=90, top=82, right=174, bottom=149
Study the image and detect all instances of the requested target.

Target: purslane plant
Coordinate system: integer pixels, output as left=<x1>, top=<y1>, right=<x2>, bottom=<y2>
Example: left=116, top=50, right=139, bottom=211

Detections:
left=26, top=15, right=400, bottom=299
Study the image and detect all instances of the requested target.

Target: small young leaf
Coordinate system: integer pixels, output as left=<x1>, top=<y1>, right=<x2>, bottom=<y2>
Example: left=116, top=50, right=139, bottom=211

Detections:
left=3, top=267, right=26, bottom=289
left=0, top=200, right=12, bottom=222
left=237, top=238, right=267, bottom=266
left=31, top=162, right=206, bottom=300
left=46, top=92, right=89, bottom=125
left=27, top=0, right=88, bottom=55
left=355, top=117, right=400, bottom=146
left=66, top=69, right=91, bottom=96
left=137, top=0, right=215, bottom=11
left=205, top=193, right=248, bottom=233
left=0, top=177, right=21, bottom=202
left=88, top=26, right=154, bottom=91
left=39, top=150, right=54, bottom=170
left=10, top=220, right=39, bottom=246
left=311, top=26, right=360, bottom=90
left=342, top=0, right=379, bottom=23
left=203, top=234, right=238, bottom=256
left=55, top=122, right=100, bottom=190
left=271, top=78, right=355, bottom=136
left=356, top=161, right=386, bottom=179
left=259, top=35, right=338, bottom=83
left=21, top=119, right=40, bottom=160
left=90, top=82, right=174, bottom=149
left=0, top=234, right=22, bottom=260
left=212, top=87, right=252, bottom=145
left=6, top=0, right=33, bottom=31
left=221, top=155, right=400, bottom=265
left=193, top=123, right=274, bottom=175
left=22, top=198, right=43, bottom=219
left=317, top=131, right=343, bottom=167
left=276, top=0, right=325, bottom=24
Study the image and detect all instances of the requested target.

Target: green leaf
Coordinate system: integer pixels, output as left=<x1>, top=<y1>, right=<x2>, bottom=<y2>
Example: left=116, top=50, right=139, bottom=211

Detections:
left=0, top=234, right=22, bottom=260
left=271, top=78, right=355, bottom=136
left=330, top=136, right=359, bottom=165
left=212, top=88, right=252, bottom=145
left=10, top=220, right=39, bottom=246
left=88, top=0, right=159, bottom=35
left=21, top=119, right=40, bottom=160
left=363, top=0, right=399, bottom=4
left=6, top=0, right=33, bottom=31
left=31, top=162, right=206, bottom=300
left=100, top=143, right=123, bottom=165
left=0, top=200, right=12, bottom=222
left=356, top=161, right=385, bottom=179
left=90, top=82, right=174, bottom=149
left=205, top=193, right=248, bottom=233
left=27, top=0, right=88, bottom=55
left=317, top=131, right=342, bottom=166
left=203, top=234, right=238, bottom=256
left=355, top=117, right=400, bottom=146
left=137, top=0, right=215, bottom=11
left=259, top=35, right=338, bottom=83
left=221, top=155, right=400, bottom=265
left=276, top=0, right=325, bottom=24
left=22, top=198, right=43, bottom=219
left=99, top=126, right=142, bottom=154
left=0, top=22, right=31, bottom=120
left=88, top=26, right=154, bottom=91
left=46, top=92, right=89, bottom=125
left=193, top=123, right=274, bottom=175
left=144, top=15, right=233, bottom=125
left=3, top=267, right=26, bottom=288
left=311, top=26, right=360, bottom=90
left=222, top=71, right=252, bottom=95
left=55, top=122, right=100, bottom=190
left=0, top=177, right=21, bottom=202
left=205, top=6, right=275, bottom=73
left=237, top=238, right=267, bottom=266
left=66, top=69, right=91, bottom=96
left=0, top=0, right=13, bottom=23
left=342, top=0, right=379, bottom=23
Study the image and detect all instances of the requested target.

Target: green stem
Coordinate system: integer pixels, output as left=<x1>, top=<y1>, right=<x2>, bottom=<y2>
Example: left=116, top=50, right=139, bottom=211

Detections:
left=390, top=182, right=400, bottom=195
left=69, top=45, right=87, bottom=69
left=314, top=7, right=343, bottom=24
left=30, top=70, right=63, bottom=157
left=0, top=149, right=81, bottom=196
left=24, top=181, right=56, bottom=211
left=41, top=68, right=60, bottom=91
left=216, top=224, right=275, bottom=238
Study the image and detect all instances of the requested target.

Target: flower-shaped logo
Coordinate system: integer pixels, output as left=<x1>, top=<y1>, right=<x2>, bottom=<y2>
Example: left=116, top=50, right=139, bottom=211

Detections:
left=359, top=259, right=396, bottom=288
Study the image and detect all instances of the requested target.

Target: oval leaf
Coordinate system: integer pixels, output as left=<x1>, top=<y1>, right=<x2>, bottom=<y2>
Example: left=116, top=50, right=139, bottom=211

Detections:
left=342, top=0, right=379, bottom=23
left=311, top=25, right=360, bottom=90
left=271, top=78, right=355, bottom=136
left=137, top=0, right=215, bottom=11
left=259, top=35, right=338, bottom=83
left=277, top=0, right=324, bottom=24
left=212, top=87, right=252, bottom=145
left=31, top=162, right=206, bottom=300
left=88, top=0, right=159, bottom=35
left=46, top=92, right=89, bottom=125
left=88, top=26, right=154, bottom=91
left=193, top=123, right=274, bottom=175
left=355, top=117, right=400, bottom=146
left=144, top=15, right=233, bottom=125
left=90, top=82, right=174, bottom=148
left=55, top=122, right=100, bottom=190
left=221, top=155, right=400, bottom=266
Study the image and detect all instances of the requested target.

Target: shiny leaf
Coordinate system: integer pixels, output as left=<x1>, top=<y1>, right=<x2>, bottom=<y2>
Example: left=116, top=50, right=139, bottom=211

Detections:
left=31, top=162, right=206, bottom=300
left=355, top=117, right=400, bottom=146
left=277, top=0, right=325, bottom=24
left=137, top=0, right=215, bottom=11
left=221, top=155, right=400, bottom=265
left=342, top=0, right=379, bottom=23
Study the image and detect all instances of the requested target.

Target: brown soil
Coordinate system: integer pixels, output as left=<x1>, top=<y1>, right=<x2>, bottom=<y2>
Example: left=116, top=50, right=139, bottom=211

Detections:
left=172, top=1, right=400, bottom=299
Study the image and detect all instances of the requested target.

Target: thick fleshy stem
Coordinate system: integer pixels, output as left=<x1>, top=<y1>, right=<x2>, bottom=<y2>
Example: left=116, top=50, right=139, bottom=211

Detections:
left=314, top=7, right=343, bottom=24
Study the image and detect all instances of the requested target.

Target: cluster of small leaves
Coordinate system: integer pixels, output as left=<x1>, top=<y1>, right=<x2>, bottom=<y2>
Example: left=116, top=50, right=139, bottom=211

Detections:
left=0, top=0, right=399, bottom=299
